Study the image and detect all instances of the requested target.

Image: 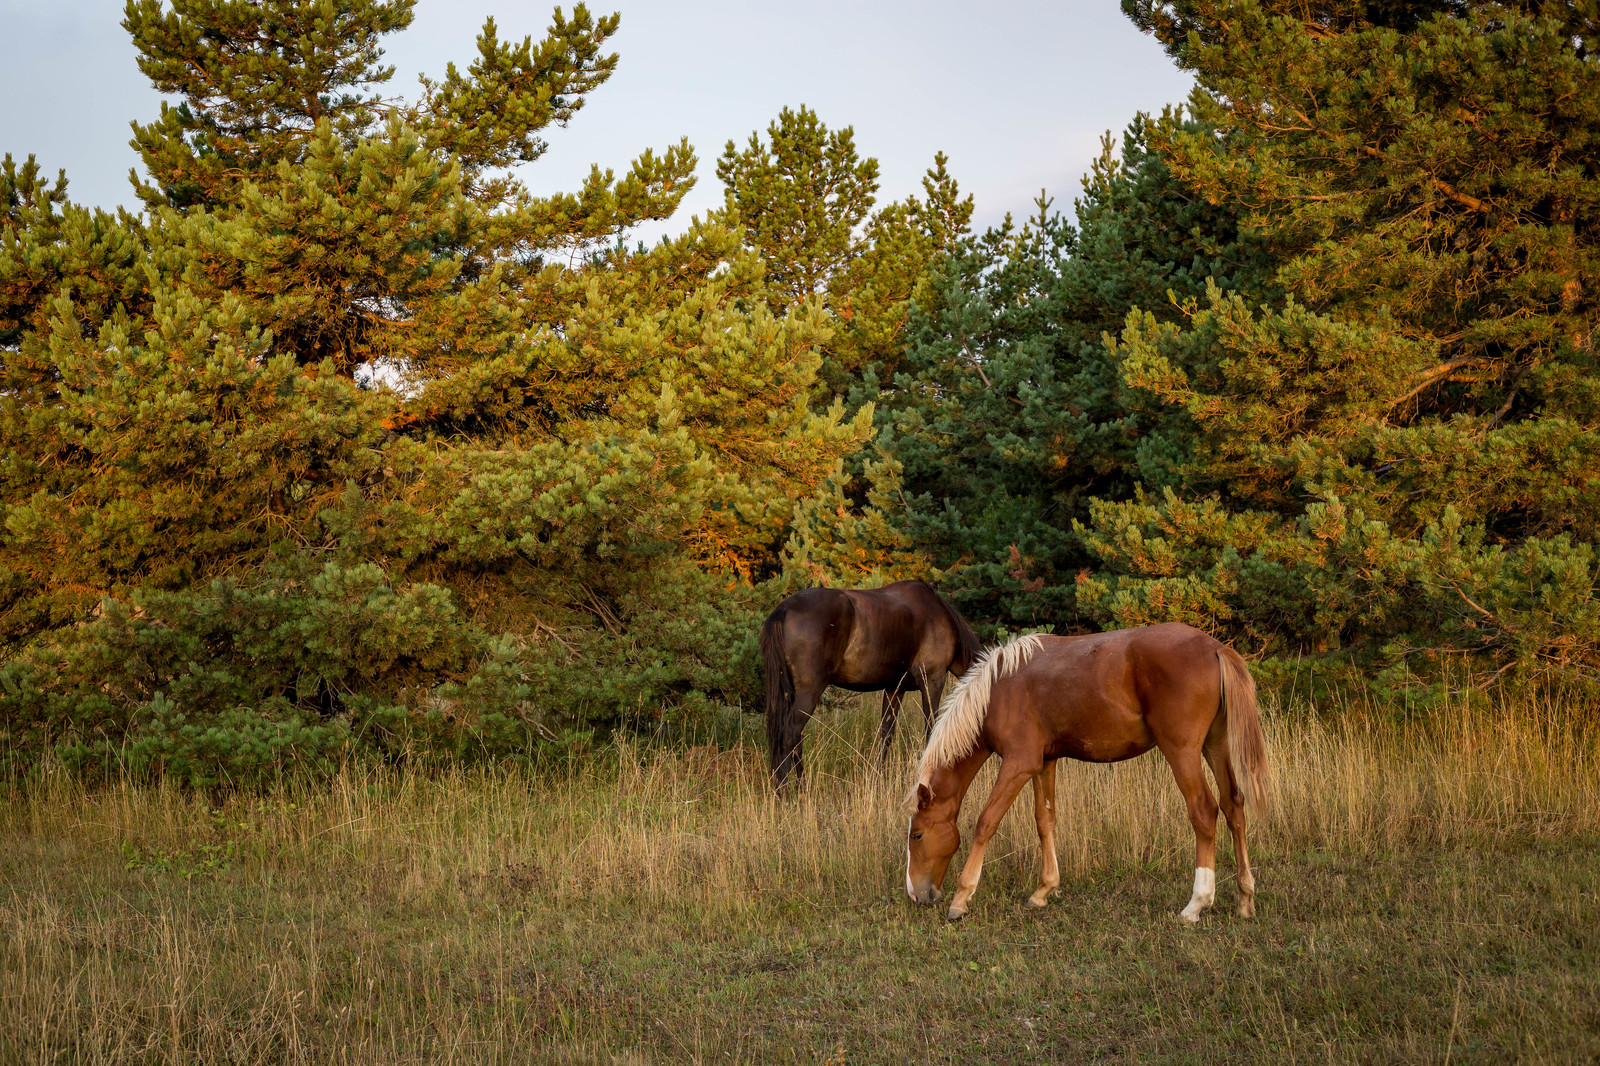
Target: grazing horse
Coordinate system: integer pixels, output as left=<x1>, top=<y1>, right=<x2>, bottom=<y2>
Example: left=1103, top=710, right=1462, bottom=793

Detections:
left=905, top=623, right=1270, bottom=922
left=760, top=580, right=980, bottom=789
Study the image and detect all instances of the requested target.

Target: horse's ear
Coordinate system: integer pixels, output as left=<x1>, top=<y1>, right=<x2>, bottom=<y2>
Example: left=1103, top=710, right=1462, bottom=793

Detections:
left=916, top=783, right=933, bottom=811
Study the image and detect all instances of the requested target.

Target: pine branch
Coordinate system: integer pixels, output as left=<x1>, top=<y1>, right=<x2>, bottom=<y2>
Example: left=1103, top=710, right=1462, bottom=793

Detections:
left=1387, top=355, right=1490, bottom=408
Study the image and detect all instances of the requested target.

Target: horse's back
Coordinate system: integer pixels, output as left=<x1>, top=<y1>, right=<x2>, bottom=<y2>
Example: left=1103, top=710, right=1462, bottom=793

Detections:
left=770, top=581, right=956, bottom=690
left=773, top=585, right=849, bottom=618
left=834, top=582, right=932, bottom=686
left=1037, top=623, right=1221, bottom=688
left=842, top=581, right=943, bottom=634
left=992, top=624, right=1224, bottom=763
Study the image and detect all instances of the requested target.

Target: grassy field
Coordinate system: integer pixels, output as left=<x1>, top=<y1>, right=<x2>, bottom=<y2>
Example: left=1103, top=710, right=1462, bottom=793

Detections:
left=2, top=692, right=1598, bottom=1064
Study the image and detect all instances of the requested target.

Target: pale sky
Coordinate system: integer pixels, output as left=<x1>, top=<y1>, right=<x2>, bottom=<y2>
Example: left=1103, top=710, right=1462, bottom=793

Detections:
left=0, top=0, right=1194, bottom=240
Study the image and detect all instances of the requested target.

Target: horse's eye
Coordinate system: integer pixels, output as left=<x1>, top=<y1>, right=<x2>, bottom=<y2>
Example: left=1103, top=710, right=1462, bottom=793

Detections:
left=912, top=832, right=924, bottom=841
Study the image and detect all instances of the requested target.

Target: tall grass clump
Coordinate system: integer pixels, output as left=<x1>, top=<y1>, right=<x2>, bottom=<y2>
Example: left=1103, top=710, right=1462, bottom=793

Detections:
left=9, top=686, right=1597, bottom=907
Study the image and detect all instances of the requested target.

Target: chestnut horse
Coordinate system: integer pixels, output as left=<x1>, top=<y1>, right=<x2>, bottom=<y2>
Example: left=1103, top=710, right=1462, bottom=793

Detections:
left=761, top=580, right=980, bottom=789
left=905, top=624, right=1269, bottom=922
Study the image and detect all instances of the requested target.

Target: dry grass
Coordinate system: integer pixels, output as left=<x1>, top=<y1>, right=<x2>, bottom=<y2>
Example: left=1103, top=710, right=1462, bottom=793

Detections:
left=1, top=690, right=1597, bottom=1063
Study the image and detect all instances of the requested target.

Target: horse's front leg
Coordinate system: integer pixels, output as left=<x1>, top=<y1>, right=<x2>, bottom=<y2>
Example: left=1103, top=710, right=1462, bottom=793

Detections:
left=1027, top=759, right=1060, bottom=908
left=946, top=757, right=1039, bottom=921
left=919, top=667, right=946, bottom=740
left=876, top=682, right=906, bottom=766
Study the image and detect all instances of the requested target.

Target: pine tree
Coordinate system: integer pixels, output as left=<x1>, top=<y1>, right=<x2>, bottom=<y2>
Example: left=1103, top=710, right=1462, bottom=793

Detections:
left=1079, top=1, right=1600, bottom=685
left=831, top=152, right=975, bottom=402
left=717, top=106, right=880, bottom=314
left=124, top=0, right=419, bottom=212
left=718, top=107, right=973, bottom=403
left=120, top=0, right=694, bottom=382
left=0, top=155, right=148, bottom=358
left=870, top=118, right=1263, bottom=630
left=0, top=2, right=869, bottom=778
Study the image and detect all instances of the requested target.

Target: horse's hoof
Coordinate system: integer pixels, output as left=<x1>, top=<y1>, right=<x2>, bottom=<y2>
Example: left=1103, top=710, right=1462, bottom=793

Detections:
left=1177, top=910, right=1201, bottom=925
left=1025, top=896, right=1048, bottom=909
left=945, top=908, right=966, bottom=922
left=1237, top=900, right=1255, bottom=919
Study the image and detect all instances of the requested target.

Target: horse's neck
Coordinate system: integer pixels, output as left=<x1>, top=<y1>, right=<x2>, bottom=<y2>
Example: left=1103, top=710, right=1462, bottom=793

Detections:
left=933, top=745, right=991, bottom=816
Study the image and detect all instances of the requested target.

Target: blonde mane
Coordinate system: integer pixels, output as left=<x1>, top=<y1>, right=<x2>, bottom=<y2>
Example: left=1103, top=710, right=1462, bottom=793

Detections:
left=915, top=633, right=1045, bottom=785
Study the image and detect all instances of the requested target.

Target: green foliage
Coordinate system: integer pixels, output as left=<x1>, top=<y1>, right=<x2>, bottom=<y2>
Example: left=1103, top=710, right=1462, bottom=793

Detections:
left=121, top=833, right=239, bottom=879
left=419, top=8, right=621, bottom=193
left=1080, top=1, right=1600, bottom=685
left=0, top=1, right=873, bottom=782
left=1, top=288, right=388, bottom=636
left=784, top=453, right=933, bottom=586
left=710, top=109, right=976, bottom=590
left=0, top=558, right=455, bottom=784
left=124, top=0, right=419, bottom=212
left=122, top=0, right=642, bottom=222
left=177, top=120, right=498, bottom=377
left=0, top=153, right=148, bottom=351
left=871, top=120, right=1264, bottom=631
left=14, top=0, right=1597, bottom=785
left=718, top=106, right=973, bottom=404
left=0, top=550, right=774, bottom=783
left=830, top=153, right=975, bottom=399
left=717, top=105, right=880, bottom=314
left=830, top=2, right=1600, bottom=690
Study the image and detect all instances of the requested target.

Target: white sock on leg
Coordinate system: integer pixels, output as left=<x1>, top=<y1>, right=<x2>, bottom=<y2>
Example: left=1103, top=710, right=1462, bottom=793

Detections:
left=1180, top=866, right=1215, bottom=922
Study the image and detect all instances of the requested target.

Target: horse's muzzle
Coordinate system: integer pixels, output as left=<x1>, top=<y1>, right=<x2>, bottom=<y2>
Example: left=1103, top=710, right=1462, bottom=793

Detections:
left=908, top=885, right=942, bottom=905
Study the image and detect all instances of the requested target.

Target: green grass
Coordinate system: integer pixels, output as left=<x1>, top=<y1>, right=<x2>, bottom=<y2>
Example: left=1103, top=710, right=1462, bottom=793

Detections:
left=2, top=696, right=1598, bottom=1063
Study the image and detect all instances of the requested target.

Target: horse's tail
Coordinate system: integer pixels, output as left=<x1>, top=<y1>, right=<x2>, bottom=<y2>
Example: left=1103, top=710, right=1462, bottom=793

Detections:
left=928, top=583, right=982, bottom=677
left=1218, top=647, right=1271, bottom=814
left=761, top=608, right=795, bottom=773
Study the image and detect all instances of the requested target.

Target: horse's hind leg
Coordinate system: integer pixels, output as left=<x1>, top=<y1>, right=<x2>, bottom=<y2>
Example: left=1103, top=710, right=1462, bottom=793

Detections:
left=772, top=681, right=824, bottom=790
left=1028, top=759, right=1060, bottom=908
left=876, top=681, right=906, bottom=766
left=1161, top=746, right=1220, bottom=923
left=1205, top=741, right=1256, bottom=918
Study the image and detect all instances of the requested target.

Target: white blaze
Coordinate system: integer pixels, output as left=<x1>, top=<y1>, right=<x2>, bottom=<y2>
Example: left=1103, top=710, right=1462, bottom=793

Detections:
left=905, top=816, right=917, bottom=900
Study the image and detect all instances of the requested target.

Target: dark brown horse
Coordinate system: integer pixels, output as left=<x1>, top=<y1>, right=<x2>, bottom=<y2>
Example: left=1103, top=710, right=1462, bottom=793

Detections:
left=905, top=624, right=1270, bottom=922
left=760, top=580, right=980, bottom=788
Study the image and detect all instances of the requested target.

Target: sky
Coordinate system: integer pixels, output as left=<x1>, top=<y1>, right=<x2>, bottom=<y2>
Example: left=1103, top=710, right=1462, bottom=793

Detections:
left=0, top=0, right=1194, bottom=241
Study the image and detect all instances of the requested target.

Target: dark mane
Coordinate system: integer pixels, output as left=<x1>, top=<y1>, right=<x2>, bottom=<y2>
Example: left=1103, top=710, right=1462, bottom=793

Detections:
left=925, top=581, right=980, bottom=677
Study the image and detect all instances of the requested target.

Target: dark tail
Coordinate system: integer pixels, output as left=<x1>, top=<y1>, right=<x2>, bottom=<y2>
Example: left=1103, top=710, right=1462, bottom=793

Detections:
left=928, top=583, right=981, bottom=677
left=761, top=609, right=795, bottom=778
left=1218, top=648, right=1271, bottom=814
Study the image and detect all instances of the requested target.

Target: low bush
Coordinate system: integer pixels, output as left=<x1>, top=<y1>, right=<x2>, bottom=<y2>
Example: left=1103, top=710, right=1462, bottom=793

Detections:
left=0, top=554, right=768, bottom=787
